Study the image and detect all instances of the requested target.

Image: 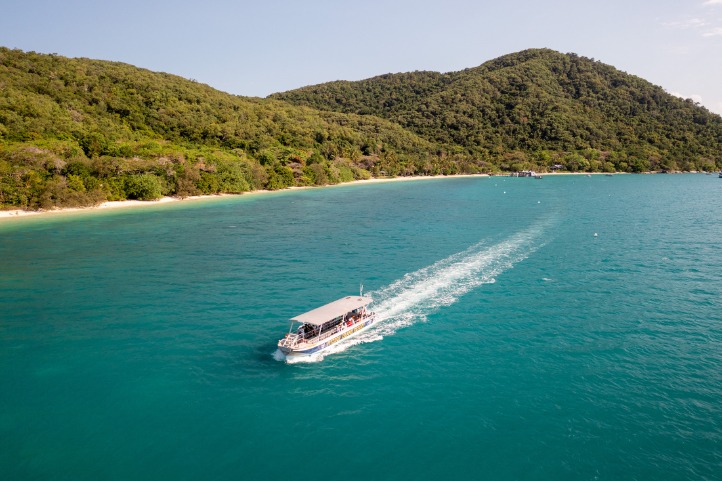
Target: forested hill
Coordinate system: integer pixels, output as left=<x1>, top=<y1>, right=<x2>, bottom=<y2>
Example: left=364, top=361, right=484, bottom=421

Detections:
left=0, top=48, right=448, bottom=210
left=272, top=48, right=722, bottom=173
left=2, top=47, right=721, bottom=210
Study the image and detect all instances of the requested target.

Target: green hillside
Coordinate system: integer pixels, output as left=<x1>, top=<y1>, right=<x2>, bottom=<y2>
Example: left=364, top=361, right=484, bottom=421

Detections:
left=0, top=48, right=453, bottom=210
left=272, top=48, right=722, bottom=173
left=2, top=47, right=721, bottom=210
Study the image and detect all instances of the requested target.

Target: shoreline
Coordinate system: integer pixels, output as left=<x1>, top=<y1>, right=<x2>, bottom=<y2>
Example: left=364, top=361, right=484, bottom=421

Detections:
left=0, top=174, right=488, bottom=221
left=0, top=170, right=666, bottom=221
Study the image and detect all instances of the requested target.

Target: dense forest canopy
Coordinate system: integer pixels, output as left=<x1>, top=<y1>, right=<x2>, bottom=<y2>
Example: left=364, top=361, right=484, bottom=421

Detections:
left=0, top=48, right=445, bottom=209
left=273, top=48, right=722, bottom=174
left=1, top=47, right=720, bottom=210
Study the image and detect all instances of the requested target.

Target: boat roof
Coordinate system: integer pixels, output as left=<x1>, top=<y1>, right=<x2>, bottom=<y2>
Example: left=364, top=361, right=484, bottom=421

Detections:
left=290, top=296, right=373, bottom=326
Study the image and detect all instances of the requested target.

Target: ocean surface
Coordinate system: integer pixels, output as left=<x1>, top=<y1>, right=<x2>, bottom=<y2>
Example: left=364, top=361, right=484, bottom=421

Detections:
left=1, top=174, right=721, bottom=480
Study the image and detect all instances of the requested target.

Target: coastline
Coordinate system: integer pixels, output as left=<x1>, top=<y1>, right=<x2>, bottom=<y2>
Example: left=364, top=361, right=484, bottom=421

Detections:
left=0, top=174, right=489, bottom=221
left=0, top=171, right=653, bottom=221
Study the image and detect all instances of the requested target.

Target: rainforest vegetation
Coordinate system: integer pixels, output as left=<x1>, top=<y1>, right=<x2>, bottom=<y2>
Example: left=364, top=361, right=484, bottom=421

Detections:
left=1, top=47, right=721, bottom=209
left=273, top=49, right=722, bottom=174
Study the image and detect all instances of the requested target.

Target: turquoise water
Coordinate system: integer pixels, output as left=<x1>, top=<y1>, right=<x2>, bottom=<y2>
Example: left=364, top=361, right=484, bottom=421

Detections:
left=1, top=175, right=721, bottom=480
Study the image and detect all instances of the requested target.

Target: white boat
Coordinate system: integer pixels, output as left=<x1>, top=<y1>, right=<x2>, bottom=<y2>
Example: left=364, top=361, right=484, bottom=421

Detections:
left=277, top=293, right=376, bottom=361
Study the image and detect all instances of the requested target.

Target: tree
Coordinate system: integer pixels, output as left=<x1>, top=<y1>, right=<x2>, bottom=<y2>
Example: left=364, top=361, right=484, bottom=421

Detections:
left=124, top=174, right=163, bottom=200
left=265, top=165, right=294, bottom=190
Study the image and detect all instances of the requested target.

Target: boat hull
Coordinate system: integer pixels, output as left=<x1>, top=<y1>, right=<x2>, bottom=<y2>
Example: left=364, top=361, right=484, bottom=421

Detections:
left=280, top=314, right=377, bottom=360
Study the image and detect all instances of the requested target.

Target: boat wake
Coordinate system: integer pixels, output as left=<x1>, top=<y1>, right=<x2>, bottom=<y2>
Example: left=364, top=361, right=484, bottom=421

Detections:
left=279, top=221, right=551, bottom=363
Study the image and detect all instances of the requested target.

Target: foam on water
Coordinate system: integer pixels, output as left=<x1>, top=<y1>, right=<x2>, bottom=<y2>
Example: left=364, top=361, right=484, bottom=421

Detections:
left=281, top=220, right=551, bottom=363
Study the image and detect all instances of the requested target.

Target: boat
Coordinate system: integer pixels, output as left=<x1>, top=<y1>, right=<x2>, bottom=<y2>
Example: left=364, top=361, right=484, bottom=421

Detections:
left=277, top=291, right=376, bottom=361
left=719, top=171, right=722, bottom=178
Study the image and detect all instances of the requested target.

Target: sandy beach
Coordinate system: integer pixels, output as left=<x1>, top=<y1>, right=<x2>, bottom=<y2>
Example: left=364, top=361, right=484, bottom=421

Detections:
left=0, top=194, right=219, bottom=220
left=0, top=171, right=637, bottom=221
left=0, top=174, right=491, bottom=221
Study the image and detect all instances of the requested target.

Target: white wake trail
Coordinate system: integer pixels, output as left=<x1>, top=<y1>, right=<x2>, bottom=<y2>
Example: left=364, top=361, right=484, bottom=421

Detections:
left=282, top=221, right=550, bottom=363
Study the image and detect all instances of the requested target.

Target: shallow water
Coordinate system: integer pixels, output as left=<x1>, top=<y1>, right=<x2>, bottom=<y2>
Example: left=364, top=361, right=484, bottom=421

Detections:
left=1, top=175, right=721, bottom=480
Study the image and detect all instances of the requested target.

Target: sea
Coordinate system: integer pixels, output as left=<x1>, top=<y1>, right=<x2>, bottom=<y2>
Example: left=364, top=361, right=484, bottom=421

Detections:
left=1, top=174, right=721, bottom=481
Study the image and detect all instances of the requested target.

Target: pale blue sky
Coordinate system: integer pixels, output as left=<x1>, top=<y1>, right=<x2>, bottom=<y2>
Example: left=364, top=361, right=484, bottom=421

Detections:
left=1, top=0, right=721, bottom=113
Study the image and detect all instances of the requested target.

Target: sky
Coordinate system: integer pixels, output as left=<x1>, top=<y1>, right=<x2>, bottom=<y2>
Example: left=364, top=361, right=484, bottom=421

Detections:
left=1, top=0, right=721, bottom=114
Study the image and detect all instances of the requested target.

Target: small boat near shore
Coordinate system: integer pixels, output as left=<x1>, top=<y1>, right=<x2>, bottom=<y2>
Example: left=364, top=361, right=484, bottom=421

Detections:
left=277, top=291, right=376, bottom=361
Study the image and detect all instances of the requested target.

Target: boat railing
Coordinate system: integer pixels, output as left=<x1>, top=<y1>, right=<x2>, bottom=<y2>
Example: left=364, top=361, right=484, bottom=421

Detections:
left=292, top=328, right=339, bottom=346
left=279, top=333, right=301, bottom=348
left=284, top=313, right=375, bottom=347
left=316, top=328, right=343, bottom=343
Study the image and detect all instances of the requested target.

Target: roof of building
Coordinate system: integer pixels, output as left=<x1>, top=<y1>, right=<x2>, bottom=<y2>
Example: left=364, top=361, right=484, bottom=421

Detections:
left=290, top=296, right=373, bottom=326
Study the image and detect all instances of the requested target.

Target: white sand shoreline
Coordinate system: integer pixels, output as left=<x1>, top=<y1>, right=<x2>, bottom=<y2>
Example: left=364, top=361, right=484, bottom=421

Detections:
left=0, top=171, right=638, bottom=221
left=0, top=174, right=490, bottom=221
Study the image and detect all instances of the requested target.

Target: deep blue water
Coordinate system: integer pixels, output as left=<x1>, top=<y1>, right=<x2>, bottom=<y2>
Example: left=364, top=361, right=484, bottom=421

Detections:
left=1, top=174, right=721, bottom=480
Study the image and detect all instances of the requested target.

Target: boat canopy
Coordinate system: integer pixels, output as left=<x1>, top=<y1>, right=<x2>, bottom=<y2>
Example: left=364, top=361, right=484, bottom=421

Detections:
left=290, top=296, right=373, bottom=326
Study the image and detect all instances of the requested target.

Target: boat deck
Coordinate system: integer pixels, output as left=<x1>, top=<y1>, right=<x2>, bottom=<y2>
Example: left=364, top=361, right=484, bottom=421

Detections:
left=280, top=316, right=368, bottom=349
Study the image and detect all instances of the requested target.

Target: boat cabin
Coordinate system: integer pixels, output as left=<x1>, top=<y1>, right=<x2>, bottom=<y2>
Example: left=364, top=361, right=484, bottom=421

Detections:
left=285, top=295, right=373, bottom=344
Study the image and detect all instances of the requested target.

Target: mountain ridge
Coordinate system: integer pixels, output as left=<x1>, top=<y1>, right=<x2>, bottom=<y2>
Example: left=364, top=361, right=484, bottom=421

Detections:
left=272, top=48, right=722, bottom=172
